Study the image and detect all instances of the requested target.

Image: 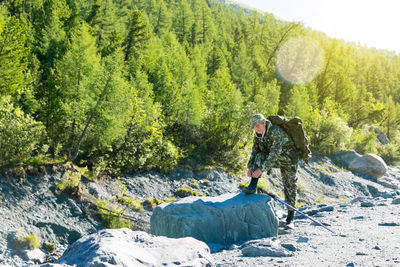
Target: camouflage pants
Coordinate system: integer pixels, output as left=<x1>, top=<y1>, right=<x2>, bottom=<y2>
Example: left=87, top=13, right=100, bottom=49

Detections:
left=280, top=164, right=298, bottom=208
left=250, top=152, right=298, bottom=208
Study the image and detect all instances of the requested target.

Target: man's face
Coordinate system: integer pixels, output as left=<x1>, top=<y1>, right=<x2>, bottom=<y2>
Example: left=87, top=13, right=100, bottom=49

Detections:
left=254, top=122, right=265, bottom=134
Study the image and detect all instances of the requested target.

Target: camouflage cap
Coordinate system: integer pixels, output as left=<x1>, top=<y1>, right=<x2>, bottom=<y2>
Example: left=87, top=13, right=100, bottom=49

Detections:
left=250, top=113, right=267, bottom=128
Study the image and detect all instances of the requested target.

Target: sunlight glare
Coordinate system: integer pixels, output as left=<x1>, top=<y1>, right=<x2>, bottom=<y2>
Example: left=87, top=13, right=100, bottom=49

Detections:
left=275, top=36, right=324, bottom=85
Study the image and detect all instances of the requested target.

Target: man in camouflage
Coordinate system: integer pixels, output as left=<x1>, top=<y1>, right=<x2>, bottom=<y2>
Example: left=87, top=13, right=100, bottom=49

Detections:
left=244, top=113, right=299, bottom=229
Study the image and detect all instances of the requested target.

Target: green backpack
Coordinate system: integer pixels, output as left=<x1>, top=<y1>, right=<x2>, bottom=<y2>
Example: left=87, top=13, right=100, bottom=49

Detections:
left=267, top=115, right=312, bottom=162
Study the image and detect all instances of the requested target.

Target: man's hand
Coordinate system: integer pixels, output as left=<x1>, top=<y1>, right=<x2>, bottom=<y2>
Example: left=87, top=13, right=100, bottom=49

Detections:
left=247, top=168, right=253, bottom=177
left=251, top=169, right=262, bottom=178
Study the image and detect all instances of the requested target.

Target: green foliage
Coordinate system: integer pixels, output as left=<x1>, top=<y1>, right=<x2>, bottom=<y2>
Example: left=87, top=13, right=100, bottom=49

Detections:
left=2, top=0, right=400, bottom=177
left=164, top=197, right=177, bottom=203
left=305, top=99, right=353, bottom=153
left=124, top=9, right=151, bottom=61
left=55, top=171, right=81, bottom=195
left=191, top=179, right=199, bottom=188
left=11, top=232, right=39, bottom=250
left=176, top=187, right=197, bottom=197
left=239, top=182, right=247, bottom=188
left=256, top=179, right=269, bottom=192
left=202, top=179, right=210, bottom=186
left=376, top=133, right=400, bottom=165
left=143, top=197, right=161, bottom=210
left=94, top=199, right=132, bottom=229
left=351, top=128, right=378, bottom=154
left=116, top=195, right=143, bottom=212
left=0, top=96, right=45, bottom=166
left=44, top=242, right=56, bottom=252
left=0, top=12, right=30, bottom=96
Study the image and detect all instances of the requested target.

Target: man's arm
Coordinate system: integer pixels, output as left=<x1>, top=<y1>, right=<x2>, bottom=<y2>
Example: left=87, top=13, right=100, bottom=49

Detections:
left=247, top=136, right=259, bottom=169
left=258, top=128, right=284, bottom=173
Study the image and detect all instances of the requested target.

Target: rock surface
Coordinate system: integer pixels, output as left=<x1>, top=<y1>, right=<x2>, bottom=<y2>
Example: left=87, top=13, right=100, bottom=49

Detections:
left=47, top=228, right=213, bottom=267
left=240, top=238, right=294, bottom=257
left=349, top=153, right=388, bottom=179
left=212, top=192, right=400, bottom=266
left=331, top=150, right=362, bottom=168
left=0, top=171, right=100, bottom=267
left=150, top=193, right=278, bottom=245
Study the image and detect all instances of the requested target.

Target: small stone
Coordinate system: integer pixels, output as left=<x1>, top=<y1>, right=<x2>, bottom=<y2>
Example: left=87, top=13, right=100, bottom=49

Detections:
left=340, top=234, right=347, bottom=237
left=381, top=193, right=394, bottom=199
left=356, top=252, right=368, bottom=256
left=358, top=238, right=365, bottom=242
left=361, top=202, right=375, bottom=207
left=241, top=239, right=294, bottom=257
left=346, top=263, right=356, bottom=267
left=351, top=197, right=366, bottom=203
left=305, top=209, right=319, bottom=216
left=281, top=243, right=297, bottom=252
left=297, top=236, right=309, bottom=243
left=21, top=249, right=46, bottom=264
left=278, top=228, right=291, bottom=235
left=378, top=222, right=400, bottom=226
left=373, top=245, right=382, bottom=250
left=392, top=198, right=400, bottom=204
left=352, top=216, right=365, bottom=220
left=319, top=206, right=334, bottom=212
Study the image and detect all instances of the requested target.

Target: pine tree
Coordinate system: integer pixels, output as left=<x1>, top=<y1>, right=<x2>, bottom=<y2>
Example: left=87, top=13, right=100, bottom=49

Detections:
left=285, top=85, right=312, bottom=121
left=123, top=9, right=151, bottom=61
left=153, top=0, right=171, bottom=34
left=0, top=12, right=30, bottom=97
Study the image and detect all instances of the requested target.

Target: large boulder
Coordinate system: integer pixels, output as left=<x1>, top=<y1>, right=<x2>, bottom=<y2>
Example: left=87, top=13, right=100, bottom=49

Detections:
left=349, top=153, right=388, bottom=179
left=150, top=193, right=278, bottom=246
left=45, top=228, right=213, bottom=267
left=331, top=150, right=362, bottom=168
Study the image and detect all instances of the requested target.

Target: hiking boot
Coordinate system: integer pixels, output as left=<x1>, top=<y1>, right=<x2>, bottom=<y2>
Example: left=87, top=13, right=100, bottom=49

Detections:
left=278, top=220, right=287, bottom=228
left=242, top=178, right=258, bottom=194
left=284, top=221, right=295, bottom=230
left=286, top=209, right=295, bottom=225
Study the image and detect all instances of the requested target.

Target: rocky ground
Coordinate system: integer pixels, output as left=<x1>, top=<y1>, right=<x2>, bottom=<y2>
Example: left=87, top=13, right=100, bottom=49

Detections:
left=0, top=153, right=399, bottom=266
left=212, top=192, right=400, bottom=266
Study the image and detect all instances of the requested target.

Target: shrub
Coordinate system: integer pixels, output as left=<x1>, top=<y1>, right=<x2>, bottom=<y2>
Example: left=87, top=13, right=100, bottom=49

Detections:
left=0, top=96, right=45, bottom=166
left=176, top=187, right=196, bottom=197
left=10, top=232, right=39, bottom=250
left=203, top=179, right=210, bottom=186
left=44, top=242, right=56, bottom=252
left=377, top=143, right=400, bottom=166
left=55, top=171, right=81, bottom=195
left=143, top=198, right=157, bottom=210
left=256, top=179, right=269, bottom=192
left=351, top=128, right=378, bottom=154
left=239, top=182, right=247, bottom=188
left=305, top=100, right=353, bottom=154
left=116, top=195, right=143, bottom=211
left=191, top=179, right=199, bottom=188
left=164, top=197, right=177, bottom=203
left=93, top=199, right=132, bottom=229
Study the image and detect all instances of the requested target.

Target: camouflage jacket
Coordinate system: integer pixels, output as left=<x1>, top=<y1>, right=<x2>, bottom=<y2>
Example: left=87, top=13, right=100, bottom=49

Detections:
left=247, top=121, right=299, bottom=172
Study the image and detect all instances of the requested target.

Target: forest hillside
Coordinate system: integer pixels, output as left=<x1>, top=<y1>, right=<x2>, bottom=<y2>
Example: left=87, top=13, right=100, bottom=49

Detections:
left=1, top=0, right=400, bottom=177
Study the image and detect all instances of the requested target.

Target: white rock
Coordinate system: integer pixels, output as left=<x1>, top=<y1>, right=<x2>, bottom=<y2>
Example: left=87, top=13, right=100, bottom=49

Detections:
left=150, top=193, right=278, bottom=245
left=22, top=249, right=46, bottom=264
left=331, top=150, right=362, bottom=168
left=349, top=153, right=388, bottom=179
left=53, top=228, right=213, bottom=267
left=240, top=238, right=294, bottom=257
